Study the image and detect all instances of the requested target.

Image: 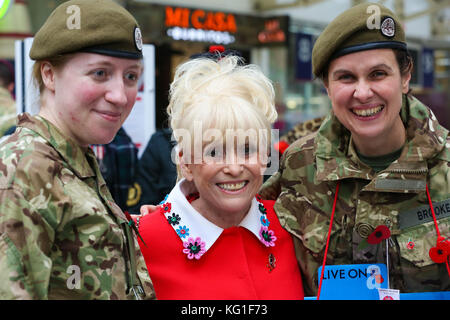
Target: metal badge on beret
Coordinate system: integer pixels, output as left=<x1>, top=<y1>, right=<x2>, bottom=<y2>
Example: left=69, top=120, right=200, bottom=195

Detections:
left=380, top=17, right=395, bottom=37
left=134, top=27, right=143, bottom=51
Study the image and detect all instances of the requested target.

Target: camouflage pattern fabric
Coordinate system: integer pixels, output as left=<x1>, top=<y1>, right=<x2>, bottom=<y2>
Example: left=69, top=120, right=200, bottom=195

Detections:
left=0, top=113, right=155, bottom=299
left=260, top=95, right=450, bottom=296
left=0, top=87, right=17, bottom=137
left=281, top=116, right=325, bottom=145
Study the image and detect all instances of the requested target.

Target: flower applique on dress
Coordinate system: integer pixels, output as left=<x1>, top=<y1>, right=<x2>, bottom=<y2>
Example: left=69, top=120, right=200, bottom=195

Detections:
left=260, top=226, right=276, bottom=247
left=176, top=225, right=190, bottom=239
left=163, top=203, right=181, bottom=226
left=260, top=215, right=270, bottom=227
left=183, top=237, right=206, bottom=260
left=161, top=197, right=207, bottom=260
left=162, top=202, right=172, bottom=213
left=256, top=195, right=277, bottom=247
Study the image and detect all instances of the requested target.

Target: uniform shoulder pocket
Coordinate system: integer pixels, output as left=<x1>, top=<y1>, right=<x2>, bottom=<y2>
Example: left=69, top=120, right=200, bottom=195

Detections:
left=397, top=214, right=450, bottom=268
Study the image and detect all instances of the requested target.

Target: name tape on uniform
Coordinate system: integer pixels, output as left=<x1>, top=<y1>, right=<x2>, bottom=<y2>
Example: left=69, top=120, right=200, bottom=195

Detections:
left=399, top=198, right=450, bottom=230
left=375, top=179, right=426, bottom=191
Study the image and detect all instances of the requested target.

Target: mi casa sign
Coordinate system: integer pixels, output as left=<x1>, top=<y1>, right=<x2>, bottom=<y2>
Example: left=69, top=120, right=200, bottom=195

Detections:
left=165, top=6, right=237, bottom=44
left=129, top=4, right=288, bottom=47
left=165, top=6, right=237, bottom=33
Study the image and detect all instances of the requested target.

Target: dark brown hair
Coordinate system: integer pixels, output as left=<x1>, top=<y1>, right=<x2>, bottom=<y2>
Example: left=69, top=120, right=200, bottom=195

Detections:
left=320, top=48, right=414, bottom=83
left=393, top=49, right=414, bottom=76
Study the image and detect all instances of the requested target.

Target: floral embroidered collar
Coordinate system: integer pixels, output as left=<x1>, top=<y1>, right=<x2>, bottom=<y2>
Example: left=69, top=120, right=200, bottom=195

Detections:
left=161, top=179, right=277, bottom=260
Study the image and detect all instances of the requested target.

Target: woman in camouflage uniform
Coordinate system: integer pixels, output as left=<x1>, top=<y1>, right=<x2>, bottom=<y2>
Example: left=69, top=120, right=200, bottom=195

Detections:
left=260, top=2, right=450, bottom=297
left=0, top=0, right=154, bottom=299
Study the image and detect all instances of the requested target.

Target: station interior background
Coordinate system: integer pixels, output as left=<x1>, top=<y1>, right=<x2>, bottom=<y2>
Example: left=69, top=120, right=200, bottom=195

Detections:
left=1, top=0, right=449, bottom=135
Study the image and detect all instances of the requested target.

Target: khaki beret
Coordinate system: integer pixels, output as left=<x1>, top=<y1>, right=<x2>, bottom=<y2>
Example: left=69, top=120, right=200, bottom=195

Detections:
left=312, top=2, right=406, bottom=78
left=30, top=0, right=143, bottom=60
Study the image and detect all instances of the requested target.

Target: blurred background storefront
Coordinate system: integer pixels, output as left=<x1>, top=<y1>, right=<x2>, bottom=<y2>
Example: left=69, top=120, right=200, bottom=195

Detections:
left=126, top=1, right=290, bottom=129
left=1, top=0, right=449, bottom=132
left=0, top=0, right=32, bottom=59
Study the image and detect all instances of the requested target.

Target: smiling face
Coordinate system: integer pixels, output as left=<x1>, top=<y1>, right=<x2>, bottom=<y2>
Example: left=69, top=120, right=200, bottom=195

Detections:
left=181, top=135, right=266, bottom=229
left=324, top=49, right=411, bottom=156
left=168, top=55, right=276, bottom=228
left=39, top=52, right=142, bottom=147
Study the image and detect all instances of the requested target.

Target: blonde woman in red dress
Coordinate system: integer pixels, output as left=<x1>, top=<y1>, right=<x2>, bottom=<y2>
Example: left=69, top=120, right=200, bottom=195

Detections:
left=135, top=54, right=304, bottom=300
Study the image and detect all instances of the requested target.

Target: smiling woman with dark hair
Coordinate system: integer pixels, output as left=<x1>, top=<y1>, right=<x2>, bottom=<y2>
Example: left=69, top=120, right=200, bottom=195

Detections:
left=260, top=2, right=450, bottom=298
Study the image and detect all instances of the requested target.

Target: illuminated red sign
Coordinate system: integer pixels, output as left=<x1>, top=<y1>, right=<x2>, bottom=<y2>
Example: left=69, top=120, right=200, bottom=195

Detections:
left=165, top=6, right=237, bottom=33
left=258, top=19, right=286, bottom=43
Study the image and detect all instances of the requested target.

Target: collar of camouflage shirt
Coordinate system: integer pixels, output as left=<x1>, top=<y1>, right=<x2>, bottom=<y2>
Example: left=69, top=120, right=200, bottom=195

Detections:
left=18, top=113, right=96, bottom=179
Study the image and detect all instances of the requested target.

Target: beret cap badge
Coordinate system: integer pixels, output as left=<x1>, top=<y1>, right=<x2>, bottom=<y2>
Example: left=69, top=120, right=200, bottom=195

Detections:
left=380, top=17, right=395, bottom=37
left=134, top=27, right=143, bottom=51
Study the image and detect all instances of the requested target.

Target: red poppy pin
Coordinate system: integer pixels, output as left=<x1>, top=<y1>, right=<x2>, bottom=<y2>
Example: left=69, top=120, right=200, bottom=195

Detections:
left=367, top=225, right=391, bottom=244
left=429, top=237, right=450, bottom=264
left=358, top=225, right=391, bottom=250
left=406, top=240, right=415, bottom=250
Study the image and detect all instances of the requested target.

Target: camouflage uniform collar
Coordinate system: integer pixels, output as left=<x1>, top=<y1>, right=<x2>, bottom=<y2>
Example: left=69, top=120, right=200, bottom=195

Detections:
left=314, top=111, right=360, bottom=181
left=17, top=113, right=95, bottom=178
left=314, top=95, right=448, bottom=183
left=401, top=95, right=448, bottom=161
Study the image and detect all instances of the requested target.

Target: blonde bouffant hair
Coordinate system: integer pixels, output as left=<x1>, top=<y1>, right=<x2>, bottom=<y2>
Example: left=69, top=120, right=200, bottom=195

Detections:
left=168, top=55, right=277, bottom=165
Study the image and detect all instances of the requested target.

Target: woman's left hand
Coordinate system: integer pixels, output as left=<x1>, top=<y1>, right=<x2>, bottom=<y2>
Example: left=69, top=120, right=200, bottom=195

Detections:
left=140, top=204, right=160, bottom=216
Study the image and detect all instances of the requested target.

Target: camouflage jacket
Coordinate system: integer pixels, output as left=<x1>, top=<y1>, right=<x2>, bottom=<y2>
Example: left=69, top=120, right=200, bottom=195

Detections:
left=0, top=113, right=155, bottom=300
left=0, top=87, right=17, bottom=137
left=260, top=95, right=450, bottom=296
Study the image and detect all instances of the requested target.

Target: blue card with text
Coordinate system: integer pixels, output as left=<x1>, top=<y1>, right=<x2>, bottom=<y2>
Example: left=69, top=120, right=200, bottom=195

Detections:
left=317, top=264, right=388, bottom=300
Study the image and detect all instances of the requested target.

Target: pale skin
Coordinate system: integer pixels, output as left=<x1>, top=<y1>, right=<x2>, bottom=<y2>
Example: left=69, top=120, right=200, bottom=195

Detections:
left=179, top=143, right=265, bottom=229
left=38, top=52, right=142, bottom=147
left=140, top=142, right=267, bottom=227
left=324, top=49, right=411, bottom=157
